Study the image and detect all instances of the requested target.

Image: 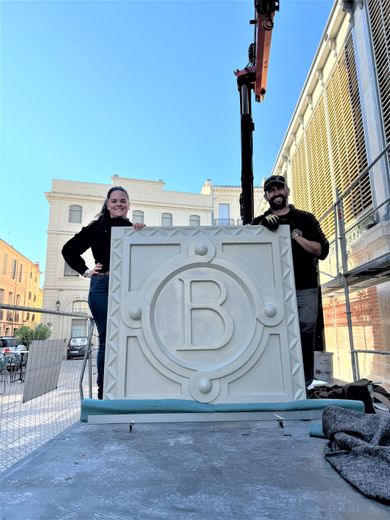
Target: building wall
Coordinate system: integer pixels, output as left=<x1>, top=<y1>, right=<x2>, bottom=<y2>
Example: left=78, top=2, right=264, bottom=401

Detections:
left=0, top=239, right=42, bottom=336
left=201, top=179, right=264, bottom=224
left=323, top=283, right=390, bottom=388
left=269, top=0, right=390, bottom=386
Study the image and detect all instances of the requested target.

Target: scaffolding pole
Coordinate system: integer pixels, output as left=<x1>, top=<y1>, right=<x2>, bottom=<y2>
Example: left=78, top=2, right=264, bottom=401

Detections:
left=335, top=188, right=360, bottom=381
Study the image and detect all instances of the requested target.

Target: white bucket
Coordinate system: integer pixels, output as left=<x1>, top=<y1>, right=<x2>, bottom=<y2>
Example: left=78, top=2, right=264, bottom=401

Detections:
left=314, top=351, right=334, bottom=382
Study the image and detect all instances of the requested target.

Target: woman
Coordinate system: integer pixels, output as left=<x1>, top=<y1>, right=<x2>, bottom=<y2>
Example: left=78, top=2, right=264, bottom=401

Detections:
left=62, top=186, right=144, bottom=399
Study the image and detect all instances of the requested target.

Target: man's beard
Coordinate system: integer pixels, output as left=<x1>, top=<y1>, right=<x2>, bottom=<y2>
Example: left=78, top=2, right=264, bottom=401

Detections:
left=269, top=195, right=288, bottom=210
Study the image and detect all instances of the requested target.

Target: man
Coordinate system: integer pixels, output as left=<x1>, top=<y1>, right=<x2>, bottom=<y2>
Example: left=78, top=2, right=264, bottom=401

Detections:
left=252, top=175, right=329, bottom=387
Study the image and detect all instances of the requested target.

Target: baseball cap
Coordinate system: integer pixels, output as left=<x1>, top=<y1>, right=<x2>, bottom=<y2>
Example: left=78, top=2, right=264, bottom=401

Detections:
left=263, top=175, right=287, bottom=191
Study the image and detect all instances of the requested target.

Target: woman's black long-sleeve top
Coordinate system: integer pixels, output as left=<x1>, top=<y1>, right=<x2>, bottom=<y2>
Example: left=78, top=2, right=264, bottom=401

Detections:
left=62, top=217, right=132, bottom=276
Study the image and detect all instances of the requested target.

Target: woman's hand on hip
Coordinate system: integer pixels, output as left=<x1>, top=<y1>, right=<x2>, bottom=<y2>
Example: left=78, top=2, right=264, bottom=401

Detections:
left=133, top=223, right=145, bottom=231
left=83, top=263, right=103, bottom=278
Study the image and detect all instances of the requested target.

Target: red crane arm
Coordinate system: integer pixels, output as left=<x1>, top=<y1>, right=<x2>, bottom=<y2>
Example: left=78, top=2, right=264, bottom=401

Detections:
left=234, top=1, right=280, bottom=224
left=254, top=10, right=276, bottom=102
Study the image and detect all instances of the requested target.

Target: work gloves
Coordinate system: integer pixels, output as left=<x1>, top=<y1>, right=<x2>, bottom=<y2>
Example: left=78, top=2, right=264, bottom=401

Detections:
left=260, top=214, right=279, bottom=231
left=254, top=214, right=304, bottom=238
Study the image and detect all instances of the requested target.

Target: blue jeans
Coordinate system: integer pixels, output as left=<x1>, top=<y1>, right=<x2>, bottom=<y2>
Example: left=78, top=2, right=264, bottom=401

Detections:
left=296, top=287, right=318, bottom=387
left=88, top=275, right=109, bottom=399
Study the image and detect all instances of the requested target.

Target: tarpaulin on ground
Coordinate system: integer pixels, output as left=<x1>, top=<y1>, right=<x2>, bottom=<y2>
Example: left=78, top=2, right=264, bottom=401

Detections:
left=323, top=406, right=390, bottom=504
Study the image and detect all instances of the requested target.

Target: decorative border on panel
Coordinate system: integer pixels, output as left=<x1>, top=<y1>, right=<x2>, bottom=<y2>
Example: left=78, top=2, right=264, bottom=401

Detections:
left=104, top=236, right=123, bottom=397
left=118, top=225, right=268, bottom=240
left=279, top=234, right=305, bottom=399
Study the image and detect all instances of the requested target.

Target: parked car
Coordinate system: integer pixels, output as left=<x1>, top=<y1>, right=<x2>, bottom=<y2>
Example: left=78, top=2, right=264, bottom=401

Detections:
left=0, top=339, right=18, bottom=371
left=67, top=337, right=89, bottom=359
left=0, top=339, right=28, bottom=371
left=0, top=337, right=19, bottom=351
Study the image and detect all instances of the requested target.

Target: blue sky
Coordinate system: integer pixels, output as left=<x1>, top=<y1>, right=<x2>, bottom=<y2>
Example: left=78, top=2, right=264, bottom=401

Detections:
left=0, top=0, right=333, bottom=282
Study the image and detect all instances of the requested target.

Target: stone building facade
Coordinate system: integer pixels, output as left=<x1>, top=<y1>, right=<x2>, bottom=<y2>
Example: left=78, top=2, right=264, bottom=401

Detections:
left=0, top=239, right=43, bottom=336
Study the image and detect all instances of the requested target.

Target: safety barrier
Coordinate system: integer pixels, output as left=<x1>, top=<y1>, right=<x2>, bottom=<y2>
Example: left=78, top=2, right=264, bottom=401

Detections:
left=0, top=305, right=96, bottom=472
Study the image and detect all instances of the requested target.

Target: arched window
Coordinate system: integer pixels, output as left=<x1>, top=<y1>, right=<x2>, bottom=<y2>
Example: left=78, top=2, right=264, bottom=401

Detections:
left=189, top=215, right=200, bottom=227
left=69, top=205, right=82, bottom=224
left=132, top=210, right=144, bottom=224
left=72, top=301, right=88, bottom=314
left=161, top=212, right=173, bottom=227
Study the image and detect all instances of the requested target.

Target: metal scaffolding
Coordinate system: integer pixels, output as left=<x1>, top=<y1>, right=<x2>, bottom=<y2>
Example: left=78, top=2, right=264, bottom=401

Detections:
left=319, top=143, right=390, bottom=381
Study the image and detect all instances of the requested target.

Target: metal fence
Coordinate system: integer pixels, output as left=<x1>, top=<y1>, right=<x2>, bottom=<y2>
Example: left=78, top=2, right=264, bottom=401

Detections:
left=0, top=305, right=96, bottom=472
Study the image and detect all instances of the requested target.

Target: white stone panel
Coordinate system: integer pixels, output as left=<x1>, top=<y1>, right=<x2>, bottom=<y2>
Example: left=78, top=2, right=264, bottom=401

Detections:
left=104, top=226, right=306, bottom=402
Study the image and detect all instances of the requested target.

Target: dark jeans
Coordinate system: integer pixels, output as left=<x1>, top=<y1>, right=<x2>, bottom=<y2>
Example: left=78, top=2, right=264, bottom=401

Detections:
left=88, top=274, right=109, bottom=399
left=296, top=287, right=318, bottom=387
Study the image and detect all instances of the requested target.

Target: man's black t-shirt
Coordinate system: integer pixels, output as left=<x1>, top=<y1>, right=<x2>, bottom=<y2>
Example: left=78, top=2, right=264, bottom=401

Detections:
left=252, top=206, right=329, bottom=290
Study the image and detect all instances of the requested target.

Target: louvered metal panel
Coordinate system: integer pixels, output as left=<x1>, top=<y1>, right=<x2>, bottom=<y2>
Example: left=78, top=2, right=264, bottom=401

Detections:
left=290, top=33, right=370, bottom=238
left=326, top=34, right=370, bottom=227
left=305, top=98, right=334, bottom=237
left=367, top=0, right=390, bottom=148
left=291, top=137, right=309, bottom=211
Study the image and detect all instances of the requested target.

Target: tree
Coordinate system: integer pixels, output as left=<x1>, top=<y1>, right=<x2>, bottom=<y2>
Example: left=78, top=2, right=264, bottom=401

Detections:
left=15, top=326, right=34, bottom=347
left=34, top=324, right=51, bottom=341
left=15, top=324, right=51, bottom=347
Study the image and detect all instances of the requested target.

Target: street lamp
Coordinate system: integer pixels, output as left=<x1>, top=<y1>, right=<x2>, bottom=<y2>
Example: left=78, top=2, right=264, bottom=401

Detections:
left=55, top=300, right=61, bottom=311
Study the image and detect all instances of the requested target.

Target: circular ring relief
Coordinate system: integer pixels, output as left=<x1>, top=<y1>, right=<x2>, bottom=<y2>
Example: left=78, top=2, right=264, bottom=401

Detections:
left=142, top=263, right=262, bottom=378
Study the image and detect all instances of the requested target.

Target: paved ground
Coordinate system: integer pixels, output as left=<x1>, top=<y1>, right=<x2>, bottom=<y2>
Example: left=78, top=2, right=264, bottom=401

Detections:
left=0, top=358, right=97, bottom=472
left=1, top=417, right=389, bottom=520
